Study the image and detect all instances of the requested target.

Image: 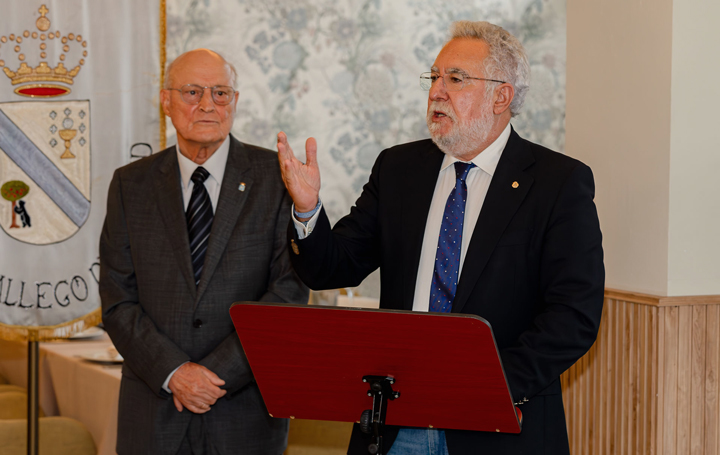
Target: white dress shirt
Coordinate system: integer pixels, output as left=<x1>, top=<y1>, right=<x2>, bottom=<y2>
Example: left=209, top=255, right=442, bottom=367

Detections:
left=163, top=135, right=230, bottom=393
left=293, top=123, right=511, bottom=313
left=176, top=135, right=230, bottom=211
left=412, top=124, right=510, bottom=311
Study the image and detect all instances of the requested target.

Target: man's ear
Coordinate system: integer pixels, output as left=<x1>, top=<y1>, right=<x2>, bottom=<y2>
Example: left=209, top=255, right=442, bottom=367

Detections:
left=231, top=91, right=239, bottom=111
left=160, top=89, right=171, bottom=117
left=493, top=83, right=514, bottom=115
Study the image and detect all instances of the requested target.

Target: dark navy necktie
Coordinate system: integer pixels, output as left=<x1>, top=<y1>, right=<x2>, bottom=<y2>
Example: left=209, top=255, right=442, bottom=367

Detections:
left=187, top=166, right=214, bottom=286
left=429, top=161, right=475, bottom=313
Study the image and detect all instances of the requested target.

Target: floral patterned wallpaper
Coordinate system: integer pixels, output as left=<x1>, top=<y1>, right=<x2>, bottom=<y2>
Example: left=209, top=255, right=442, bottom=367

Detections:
left=167, top=0, right=565, bottom=219
left=166, top=0, right=566, bottom=297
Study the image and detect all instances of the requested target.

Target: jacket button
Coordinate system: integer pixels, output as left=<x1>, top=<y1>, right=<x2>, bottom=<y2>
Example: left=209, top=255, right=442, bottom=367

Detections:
left=193, top=319, right=203, bottom=328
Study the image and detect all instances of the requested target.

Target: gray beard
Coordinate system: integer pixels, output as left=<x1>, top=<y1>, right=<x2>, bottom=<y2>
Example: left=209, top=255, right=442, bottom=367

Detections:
left=426, top=98, right=494, bottom=159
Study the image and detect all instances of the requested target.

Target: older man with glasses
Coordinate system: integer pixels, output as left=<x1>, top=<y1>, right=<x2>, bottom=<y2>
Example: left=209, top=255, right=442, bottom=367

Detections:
left=100, top=49, right=308, bottom=455
left=278, top=21, right=604, bottom=455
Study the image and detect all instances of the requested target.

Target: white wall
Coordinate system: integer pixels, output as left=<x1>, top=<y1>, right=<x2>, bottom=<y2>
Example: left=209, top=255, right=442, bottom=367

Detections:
left=667, top=0, right=720, bottom=295
left=566, top=0, right=674, bottom=295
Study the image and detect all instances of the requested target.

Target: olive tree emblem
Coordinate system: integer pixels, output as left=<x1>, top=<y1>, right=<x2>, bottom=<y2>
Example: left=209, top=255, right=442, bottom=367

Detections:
left=1, top=180, right=30, bottom=228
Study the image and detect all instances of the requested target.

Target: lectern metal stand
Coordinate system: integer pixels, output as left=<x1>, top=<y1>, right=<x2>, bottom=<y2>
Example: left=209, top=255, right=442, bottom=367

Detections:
left=360, top=376, right=400, bottom=454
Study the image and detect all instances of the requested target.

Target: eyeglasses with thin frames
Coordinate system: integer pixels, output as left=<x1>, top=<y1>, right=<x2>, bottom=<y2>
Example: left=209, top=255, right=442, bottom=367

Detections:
left=419, top=72, right=506, bottom=91
left=166, top=84, right=237, bottom=105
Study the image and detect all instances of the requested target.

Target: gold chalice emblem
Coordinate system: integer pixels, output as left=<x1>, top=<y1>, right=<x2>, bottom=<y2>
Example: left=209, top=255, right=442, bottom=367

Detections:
left=58, top=113, right=76, bottom=159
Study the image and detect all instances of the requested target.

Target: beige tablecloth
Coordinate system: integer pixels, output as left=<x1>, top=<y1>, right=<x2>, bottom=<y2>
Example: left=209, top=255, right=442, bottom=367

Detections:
left=0, top=334, right=120, bottom=455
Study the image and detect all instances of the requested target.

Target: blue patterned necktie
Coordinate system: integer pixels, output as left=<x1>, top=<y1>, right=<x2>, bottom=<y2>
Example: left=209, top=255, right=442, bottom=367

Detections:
left=429, top=161, right=475, bottom=313
left=187, top=166, right=214, bottom=286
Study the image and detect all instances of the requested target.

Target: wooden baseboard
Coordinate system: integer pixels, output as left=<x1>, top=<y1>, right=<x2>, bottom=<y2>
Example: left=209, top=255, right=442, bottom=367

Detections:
left=605, top=288, right=720, bottom=307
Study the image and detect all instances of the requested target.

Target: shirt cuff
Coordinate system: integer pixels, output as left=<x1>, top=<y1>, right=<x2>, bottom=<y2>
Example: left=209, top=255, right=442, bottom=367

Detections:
left=293, top=200, right=322, bottom=218
left=162, top=362, right=188, bottom=394
left=291, top=200, right=323, bottom=239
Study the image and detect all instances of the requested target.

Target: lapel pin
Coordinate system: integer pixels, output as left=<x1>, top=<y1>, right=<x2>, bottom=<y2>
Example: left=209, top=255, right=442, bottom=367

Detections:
left=238, top=182, right=246, bottom=192
left=512, top=181, right=519, bottom=189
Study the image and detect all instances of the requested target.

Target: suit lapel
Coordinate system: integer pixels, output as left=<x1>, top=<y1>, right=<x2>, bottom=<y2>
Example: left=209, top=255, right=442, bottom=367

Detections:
left=194, top=138, right=252, bottom=307
left=452, top=129, right=535, bottom=313
left=154, top=149, right=197, bottom=300
left=400, top=142, right=445, bottom=310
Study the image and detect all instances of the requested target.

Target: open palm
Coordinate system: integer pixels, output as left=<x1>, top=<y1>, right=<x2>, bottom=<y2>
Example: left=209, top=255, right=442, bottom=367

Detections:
left=277, top=132, right=321, bottom=214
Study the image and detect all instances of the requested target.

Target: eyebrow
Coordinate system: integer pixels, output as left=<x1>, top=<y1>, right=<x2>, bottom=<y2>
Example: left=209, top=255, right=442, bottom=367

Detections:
left=430, top=66, right=470, bottom=76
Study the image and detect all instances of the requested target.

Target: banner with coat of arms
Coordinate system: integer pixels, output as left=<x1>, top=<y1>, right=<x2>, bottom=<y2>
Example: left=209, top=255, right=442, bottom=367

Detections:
left=0, top=1, right=161, bottom=340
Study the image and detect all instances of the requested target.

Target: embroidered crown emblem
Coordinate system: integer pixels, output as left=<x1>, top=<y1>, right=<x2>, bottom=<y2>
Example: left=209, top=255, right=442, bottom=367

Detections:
left=0, top=5, right=88, bottom=97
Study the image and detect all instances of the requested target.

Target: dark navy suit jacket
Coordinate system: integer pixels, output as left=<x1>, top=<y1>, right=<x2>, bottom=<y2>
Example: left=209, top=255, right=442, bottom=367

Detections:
left=289, top=129, right=604, bottom=454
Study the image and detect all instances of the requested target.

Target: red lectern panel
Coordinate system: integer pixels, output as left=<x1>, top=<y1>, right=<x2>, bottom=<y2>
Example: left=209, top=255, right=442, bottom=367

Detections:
left=230, top=302, right=520, bottom=433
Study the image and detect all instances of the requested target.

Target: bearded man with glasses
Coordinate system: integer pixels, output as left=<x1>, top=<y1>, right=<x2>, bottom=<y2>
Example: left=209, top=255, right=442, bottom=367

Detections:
left=100, top=49, right=308, bottom=455
left=278, top=21, right=604, bottom=455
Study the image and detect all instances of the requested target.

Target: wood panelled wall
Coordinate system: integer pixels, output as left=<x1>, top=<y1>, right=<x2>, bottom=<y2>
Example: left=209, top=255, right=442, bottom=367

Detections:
left=561, top=290, right=720, bottom=455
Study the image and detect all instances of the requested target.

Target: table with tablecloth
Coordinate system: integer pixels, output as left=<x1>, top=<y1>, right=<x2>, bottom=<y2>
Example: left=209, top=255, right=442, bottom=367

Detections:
left=0, top=333, right=120, bottom=455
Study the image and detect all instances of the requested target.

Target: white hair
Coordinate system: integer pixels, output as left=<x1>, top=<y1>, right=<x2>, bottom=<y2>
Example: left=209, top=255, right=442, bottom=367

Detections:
left=449, top=21, right=530, bottom=117
left=164, top=49, right=238, bottom=89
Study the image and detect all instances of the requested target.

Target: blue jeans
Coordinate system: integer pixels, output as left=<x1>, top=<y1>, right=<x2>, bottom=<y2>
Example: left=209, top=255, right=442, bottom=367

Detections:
left=387, top=428, right=449, bottom=455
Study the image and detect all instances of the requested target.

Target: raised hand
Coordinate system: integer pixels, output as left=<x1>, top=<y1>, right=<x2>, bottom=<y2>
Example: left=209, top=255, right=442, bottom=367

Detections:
left=168, top=362, right=227, bottom=414
left=277, top=132, right=321, bottom=216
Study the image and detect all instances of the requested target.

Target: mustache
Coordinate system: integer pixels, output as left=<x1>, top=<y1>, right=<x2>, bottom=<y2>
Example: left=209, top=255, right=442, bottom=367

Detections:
left=427, top=101, right=457, bottom=122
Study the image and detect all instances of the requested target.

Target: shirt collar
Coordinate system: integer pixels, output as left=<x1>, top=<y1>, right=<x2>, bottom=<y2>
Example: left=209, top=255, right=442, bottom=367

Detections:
left=439, top=122, right=511, bottom=176
left=177, top=135, right=230, bottom=190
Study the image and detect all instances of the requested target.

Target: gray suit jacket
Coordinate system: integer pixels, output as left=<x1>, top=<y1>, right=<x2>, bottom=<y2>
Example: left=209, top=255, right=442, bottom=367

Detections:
left=100, top=135, right=309, bottom=455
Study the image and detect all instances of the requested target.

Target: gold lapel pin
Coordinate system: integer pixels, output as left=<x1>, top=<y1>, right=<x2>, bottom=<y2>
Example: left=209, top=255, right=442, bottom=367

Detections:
left=238, top=182, right=246, bottom=192
left=291, top=239, right=300, bottom=255
left=512, top=181, right=519, bottom=189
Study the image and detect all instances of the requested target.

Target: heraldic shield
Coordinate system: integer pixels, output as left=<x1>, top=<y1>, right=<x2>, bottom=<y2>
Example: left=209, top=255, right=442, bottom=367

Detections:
left=0, top=100, right=90, bottom=245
